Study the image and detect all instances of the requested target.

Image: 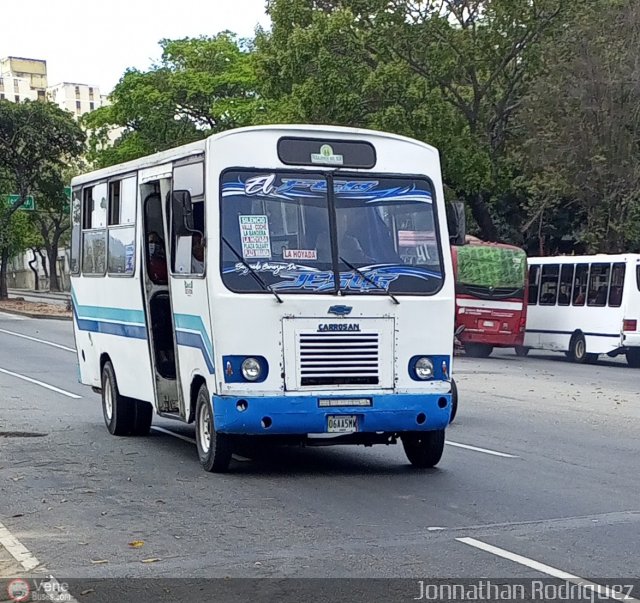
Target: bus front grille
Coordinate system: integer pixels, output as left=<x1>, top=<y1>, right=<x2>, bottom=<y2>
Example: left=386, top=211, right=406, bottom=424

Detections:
left=299, top=333, right=380, bottom=386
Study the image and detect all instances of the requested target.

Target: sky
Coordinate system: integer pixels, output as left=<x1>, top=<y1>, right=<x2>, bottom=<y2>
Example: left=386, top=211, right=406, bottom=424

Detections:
left=1, top=0, right=270, bottom=94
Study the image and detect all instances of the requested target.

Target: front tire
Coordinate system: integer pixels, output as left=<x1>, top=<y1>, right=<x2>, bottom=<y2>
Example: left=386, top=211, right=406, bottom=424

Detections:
left=449, top=379, right=458, bottom=423
left=195, top=384, right=232, bottom=473
left=402, top=430, right=445, bottom=468
left=101, top=361, right=135, bottom=436
left=626, top=349, right=640, bottom=368
left=464, top=343, right=493, bottom=358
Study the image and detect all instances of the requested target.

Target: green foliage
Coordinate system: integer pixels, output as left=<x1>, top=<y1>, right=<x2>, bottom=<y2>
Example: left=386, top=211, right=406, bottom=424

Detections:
left=84, top=33, right=259, bottom=168
left=78, top=0, right=640, bottom=254
left=0, top=99, right=84, bottom=296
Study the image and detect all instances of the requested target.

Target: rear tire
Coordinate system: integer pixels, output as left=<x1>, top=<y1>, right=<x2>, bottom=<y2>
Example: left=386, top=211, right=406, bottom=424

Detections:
left=195, top=384, right=232, bottom=473
left=515, top=346, right=530, bottom=357
left=449, top=379, right=458, bottom=423
left=402, top=430, right=445, bottom=468
left=101, top=361, right=135, bottom=436
left=464, top=343, right=493, bottom=358
left=626, top=349, right=640, bottom=368
left=568, top=333, right=588, bottom=363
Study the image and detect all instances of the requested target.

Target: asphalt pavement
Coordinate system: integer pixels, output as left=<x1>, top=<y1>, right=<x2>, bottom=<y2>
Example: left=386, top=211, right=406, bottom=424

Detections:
left=1, top=313, right=639, bottom=594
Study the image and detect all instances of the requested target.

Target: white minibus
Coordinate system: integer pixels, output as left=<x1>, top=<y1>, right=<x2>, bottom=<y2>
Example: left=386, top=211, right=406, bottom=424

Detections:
left=70, top=125, right=456, bottom=472
left=522, top=254, right=640, bottom=366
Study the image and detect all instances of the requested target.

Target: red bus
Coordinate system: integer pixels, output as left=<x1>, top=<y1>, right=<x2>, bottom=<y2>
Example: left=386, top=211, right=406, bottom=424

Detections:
left=451, top=238, right=528, bottom=358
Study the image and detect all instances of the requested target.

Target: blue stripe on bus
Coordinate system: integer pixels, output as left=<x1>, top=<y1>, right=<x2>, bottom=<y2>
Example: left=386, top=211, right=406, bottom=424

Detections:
left=74, top=316, right=148, bottom=340
left=71, top=290, right=215, bottom=373
left=175, top=330, right=215, bottom=374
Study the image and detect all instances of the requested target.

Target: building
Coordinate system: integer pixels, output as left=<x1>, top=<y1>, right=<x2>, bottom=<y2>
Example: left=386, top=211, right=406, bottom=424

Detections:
left=47, top=82, right=107, bottom=118
left=0, top=56, right=47, bottom=102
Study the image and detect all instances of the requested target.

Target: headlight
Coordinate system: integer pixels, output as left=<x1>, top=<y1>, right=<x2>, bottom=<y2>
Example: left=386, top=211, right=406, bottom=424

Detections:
left=415, top=357, right=434, bottom=380
left=241, top=357, right=262, bottom=382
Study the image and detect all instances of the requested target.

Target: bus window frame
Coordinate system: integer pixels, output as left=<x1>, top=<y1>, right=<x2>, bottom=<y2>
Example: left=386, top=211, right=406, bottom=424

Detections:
left=218, top=167, right=446, bottom=297
left=539, top=264, right=560, bottom=306
left=106, top=173, right=138, bottom=278
left=586, top=263, right=611, bottom=307
left=170, top=158, right=206, bottom=280
left=558, top=264, right=574, bottom=307
left=81, top=181, right=108, bottom=278
left=528, top=265, right=540, bottom=305
left=608, top=262, right=625, bottom=308
left=572, top=264, right=589, bottom=306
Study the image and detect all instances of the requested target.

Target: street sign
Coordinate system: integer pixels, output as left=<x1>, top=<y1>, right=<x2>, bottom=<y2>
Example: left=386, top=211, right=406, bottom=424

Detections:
left=64, top=186, right=71, bottom=212
left=5, top=194, right=35, bottom=210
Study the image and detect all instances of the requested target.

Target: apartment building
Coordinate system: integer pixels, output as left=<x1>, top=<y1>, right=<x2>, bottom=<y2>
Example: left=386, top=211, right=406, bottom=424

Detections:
left=47, top=82, right=107, bottom=118
left=0, top=56, right=47, bottom=103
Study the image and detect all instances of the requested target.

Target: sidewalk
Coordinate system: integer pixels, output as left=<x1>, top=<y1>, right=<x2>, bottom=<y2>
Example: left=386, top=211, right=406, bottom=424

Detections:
left=8, top=288, right=70, bottom=307
left=1, top=289, right=72, bottom=320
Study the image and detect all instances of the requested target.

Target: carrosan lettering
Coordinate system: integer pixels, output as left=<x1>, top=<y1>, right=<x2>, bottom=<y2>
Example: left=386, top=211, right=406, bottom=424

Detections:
left=317, top=324, right=361, bottom=332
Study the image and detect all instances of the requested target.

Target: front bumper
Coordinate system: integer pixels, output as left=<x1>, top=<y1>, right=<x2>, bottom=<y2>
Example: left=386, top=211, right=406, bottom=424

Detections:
left=213, top=392, right=451, bottom=435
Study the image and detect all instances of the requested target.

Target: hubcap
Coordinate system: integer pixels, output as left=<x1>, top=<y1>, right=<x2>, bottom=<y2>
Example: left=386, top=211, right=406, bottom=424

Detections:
left=104, top=377, right=113, bottom=421
left=199, top=403, right=212, bottom=454
left=576, top=340, right=585, bottom=358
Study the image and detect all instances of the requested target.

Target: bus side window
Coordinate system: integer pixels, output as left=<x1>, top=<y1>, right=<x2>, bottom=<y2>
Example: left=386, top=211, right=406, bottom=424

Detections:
left=608, top=263, right=625, bottom=307
left=539, top=264, right=559, bottom=305
left=558, top=264, right=574, bottom=306
left=528, top=265, right=540, bottom=305
left=572, top=264, right=589, bottom=306
left=587, top=263, right=610, bottom=307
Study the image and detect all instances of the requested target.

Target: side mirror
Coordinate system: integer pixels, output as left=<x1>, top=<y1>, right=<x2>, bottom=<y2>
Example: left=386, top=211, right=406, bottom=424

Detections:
left=446, top=201, right=466, bottom=246
left=171, top=190, right=193, bottom=236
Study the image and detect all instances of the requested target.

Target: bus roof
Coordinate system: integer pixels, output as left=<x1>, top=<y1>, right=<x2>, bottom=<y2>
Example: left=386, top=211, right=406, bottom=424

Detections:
left=528, top=253, right=640, bottom=264
left=71, top=124, right=440, bottom=188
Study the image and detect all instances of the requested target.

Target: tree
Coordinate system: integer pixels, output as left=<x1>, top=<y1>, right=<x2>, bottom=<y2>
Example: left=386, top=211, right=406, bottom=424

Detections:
left=84, top=33, right=259, bottom=168
left=518, top=0, right=640, bottom=254
left=259, top=0, right=575, bottom=240
left=29, top=165, right=79, bottom=291
left=0, top=100, right=85, bottom=298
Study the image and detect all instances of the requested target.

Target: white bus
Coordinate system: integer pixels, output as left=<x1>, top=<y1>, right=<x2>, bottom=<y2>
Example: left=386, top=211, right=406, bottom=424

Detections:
left=70, top=125, right=456, bottom=472
left=522, top=254, right=640, bottom=366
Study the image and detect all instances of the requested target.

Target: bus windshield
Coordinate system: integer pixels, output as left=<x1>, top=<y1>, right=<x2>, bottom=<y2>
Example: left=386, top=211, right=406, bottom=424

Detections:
left=455, top=244, right=527, bottom=299
left=220, top=171, right=443, bottom=295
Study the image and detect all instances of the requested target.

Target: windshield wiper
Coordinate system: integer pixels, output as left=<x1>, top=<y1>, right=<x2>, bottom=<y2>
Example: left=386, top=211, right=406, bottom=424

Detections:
left=339, top=256, right=399, bottom=305
left=222, top=237, right=283, bottom=303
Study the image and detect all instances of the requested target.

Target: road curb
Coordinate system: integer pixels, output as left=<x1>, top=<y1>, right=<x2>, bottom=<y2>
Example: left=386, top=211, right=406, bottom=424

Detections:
left=0, top=307, right=72, bottom=321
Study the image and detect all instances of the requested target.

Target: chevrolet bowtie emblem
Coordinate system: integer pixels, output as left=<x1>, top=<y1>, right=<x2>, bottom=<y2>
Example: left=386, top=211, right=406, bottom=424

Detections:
left=328, top=305, right=353, bottom=316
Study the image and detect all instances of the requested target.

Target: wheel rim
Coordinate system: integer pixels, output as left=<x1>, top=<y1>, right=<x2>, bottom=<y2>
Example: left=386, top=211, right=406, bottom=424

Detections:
left=104, top=376, right=113, bottom=421
left=198, top=403, right=212, bottom=454
left=576, top=339, right=585, bottom=358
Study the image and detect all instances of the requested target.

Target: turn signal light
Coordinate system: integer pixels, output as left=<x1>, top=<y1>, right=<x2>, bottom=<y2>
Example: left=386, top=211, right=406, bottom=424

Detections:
left=623, top=319, right=637, bottom=332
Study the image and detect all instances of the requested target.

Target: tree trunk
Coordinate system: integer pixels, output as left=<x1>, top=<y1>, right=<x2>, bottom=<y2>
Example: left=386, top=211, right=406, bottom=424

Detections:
left=0, top=246, right=9, bottom=300
left=29, top=249, right=40, bottom=291
left=38, top=249, right=49, bottom=279
left=47, top=244, right=61, bottom=292
left=466, top=192, right=498, bottom=241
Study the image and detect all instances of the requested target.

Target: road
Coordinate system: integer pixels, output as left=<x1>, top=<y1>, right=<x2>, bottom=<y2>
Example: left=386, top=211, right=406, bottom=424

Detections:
left=1, top=312, right=639, bottom=599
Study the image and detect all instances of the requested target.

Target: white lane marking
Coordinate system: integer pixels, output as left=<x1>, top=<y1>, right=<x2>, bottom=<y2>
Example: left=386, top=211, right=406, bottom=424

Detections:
left=458, top=537, right=638, bottom=602
left=0, top=367, right=82, bottom=399
left=446, top=441, right=519, bottom=458
left=0, top=311, right=26, bottom=320
left=0, top=328, right=76, bottom=352
left=0, top=520, right=41, bottom=571
left=151, top=426, right=196, bottom=444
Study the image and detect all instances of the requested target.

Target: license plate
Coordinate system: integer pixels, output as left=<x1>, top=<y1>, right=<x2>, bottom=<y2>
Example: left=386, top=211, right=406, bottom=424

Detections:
left=483, top=320, right=496, bottom=327
left=327, top=415, right=358, bottom=433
